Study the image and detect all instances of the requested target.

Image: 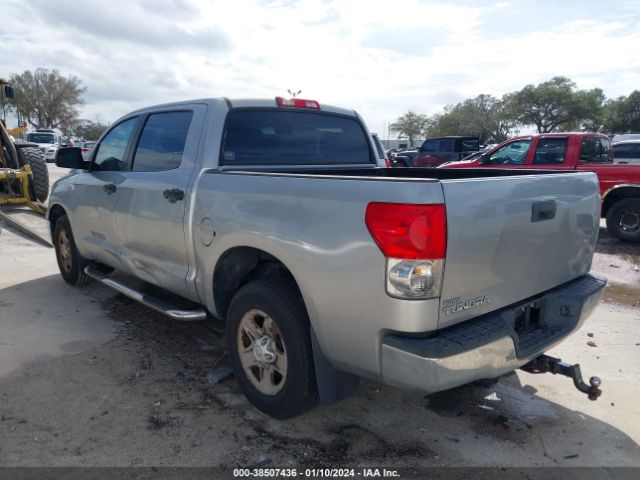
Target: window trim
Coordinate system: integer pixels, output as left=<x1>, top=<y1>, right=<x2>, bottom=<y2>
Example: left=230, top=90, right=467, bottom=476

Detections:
left=129, top=109, right=194, bottom=172
left=219, top=107, right=376, bottom=167
left=89, top=116, right=141, bottom=172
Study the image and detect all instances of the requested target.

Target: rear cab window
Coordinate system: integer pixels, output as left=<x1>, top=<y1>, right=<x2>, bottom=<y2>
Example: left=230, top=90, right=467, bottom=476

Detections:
left=221, top=110, right=374, bottom=166
left=580, top=136, right=612, bottom=163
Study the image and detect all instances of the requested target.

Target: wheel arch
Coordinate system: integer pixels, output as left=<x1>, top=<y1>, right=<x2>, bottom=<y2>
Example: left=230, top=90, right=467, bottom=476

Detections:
left=212, top=246, right=302, bottom=321
left=601, top=185, right=640, bottom=217
left=47, top=203, right=68, bottom=237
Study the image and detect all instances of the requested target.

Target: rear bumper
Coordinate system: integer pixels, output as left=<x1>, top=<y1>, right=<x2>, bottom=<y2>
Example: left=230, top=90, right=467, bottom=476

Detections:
left=380, top=273, right=606, bottom=392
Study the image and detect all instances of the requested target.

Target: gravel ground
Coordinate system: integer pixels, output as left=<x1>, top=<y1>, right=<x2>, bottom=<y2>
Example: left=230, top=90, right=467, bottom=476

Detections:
left=0, top=165, right=639, bottom=471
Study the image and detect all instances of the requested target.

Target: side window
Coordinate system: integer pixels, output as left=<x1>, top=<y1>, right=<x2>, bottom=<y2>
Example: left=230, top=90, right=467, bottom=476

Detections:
left=613, top=144, right=633, bottom=159
left=580, top=137, right=612, bottom=163
left=461, top=138, right=479, bottom=152
left=439, top=139, right=454, bottom=152
left=93, top=117, right=138, bottom=171
left=487, top=140, right=531, bottom=165
left=533, top=137, right=568, bottom=165
left=421, top=140, right=438, bottom=152
left=132, top=111, right=194, bottom=172
left=372, top=136, right=385, bottom=159
left=612, top=143, right=640, bottom=161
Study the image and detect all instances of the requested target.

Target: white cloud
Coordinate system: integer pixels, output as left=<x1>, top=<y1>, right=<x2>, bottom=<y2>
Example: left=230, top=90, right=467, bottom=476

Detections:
left=0, top=0, right=639, bottom=136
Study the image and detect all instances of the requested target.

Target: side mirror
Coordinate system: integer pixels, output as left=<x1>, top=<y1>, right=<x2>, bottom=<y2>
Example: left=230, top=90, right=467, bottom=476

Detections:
left=479, top=153, right=489, bottom=165
left=56, top=147, right=89, bottom=169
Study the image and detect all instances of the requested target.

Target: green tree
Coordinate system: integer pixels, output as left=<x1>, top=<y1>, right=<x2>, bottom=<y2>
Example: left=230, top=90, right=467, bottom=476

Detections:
left=426, top=94, right=516, bottom=144
left=603, top=90, right=640, bottom=133
left=72, top=119, right=108, bottom=140
left=574, top=88, right=606, bottom=131
left=390, top=111, right=430, bottom=146
left=8, top=68, right=86, bottom=130
left=507, top=76, right=597, bottom=133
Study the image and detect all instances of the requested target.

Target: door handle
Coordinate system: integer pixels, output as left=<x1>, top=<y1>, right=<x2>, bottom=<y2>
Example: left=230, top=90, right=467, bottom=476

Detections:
left=103, top=183, right=116, bottom=194
left=531, top=200, right=556, bottom=222
left=163, top=188, right=185, bottom=203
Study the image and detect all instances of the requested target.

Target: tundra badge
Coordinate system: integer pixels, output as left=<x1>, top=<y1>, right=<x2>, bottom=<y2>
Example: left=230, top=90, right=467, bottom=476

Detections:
left=441, top=295, right=490, bottom=316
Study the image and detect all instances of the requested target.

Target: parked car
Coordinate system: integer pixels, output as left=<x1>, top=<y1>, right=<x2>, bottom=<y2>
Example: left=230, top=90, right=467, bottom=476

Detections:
left=50, top=97, right=605, bottom=419
left=612, top=140, right=640, bottom=164
left=408, top=136, right=480, bottom=167
left=440, top=132, right=640, bottom=242
left=390, top=149, right=419, bottom=167
left=26, top=129, right=60, bottom=162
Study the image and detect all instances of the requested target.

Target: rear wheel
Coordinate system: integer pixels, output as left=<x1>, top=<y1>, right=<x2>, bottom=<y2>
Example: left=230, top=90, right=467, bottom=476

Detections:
left=53, top=215, right=92, bottom=285
left=606, top=198, right=640, bottom=242
left=18, top=147, right=49, bottom=203
left=226, top=278, right=318, bottom=419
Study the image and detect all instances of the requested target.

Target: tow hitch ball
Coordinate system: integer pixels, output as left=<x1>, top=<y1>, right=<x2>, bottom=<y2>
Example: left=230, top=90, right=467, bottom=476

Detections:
left=520, top=354, right=602, bottom=401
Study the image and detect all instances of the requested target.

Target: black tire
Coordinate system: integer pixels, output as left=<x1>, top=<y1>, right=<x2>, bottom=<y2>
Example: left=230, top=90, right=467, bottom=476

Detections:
left=606, top=198, right=640, bottom=243
left=226, top=278, right=318, bottom=419
left=53, top=215, right=92, bottom=285
left=19, top=147, right=49, bottom=203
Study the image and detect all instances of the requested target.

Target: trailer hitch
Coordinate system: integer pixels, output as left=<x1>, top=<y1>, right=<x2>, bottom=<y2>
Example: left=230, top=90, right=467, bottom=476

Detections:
left=520, top=354, right=602, bottom=401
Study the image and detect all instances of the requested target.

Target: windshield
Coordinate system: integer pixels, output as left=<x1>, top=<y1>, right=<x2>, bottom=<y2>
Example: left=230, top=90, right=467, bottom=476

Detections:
left=27, top=133, right=55, bottom=144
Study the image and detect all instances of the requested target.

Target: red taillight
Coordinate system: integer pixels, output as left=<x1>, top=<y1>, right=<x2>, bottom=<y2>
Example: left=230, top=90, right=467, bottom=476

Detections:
left=365, top=203, right=447, bottom=260
left=275, top=96, right=320, bottom=109
left=384, top=158, right=391, bottom=168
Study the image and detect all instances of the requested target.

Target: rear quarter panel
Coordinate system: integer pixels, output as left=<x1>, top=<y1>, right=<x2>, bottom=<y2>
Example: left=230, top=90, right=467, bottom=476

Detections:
left=191, top=172, right=444, bottom=378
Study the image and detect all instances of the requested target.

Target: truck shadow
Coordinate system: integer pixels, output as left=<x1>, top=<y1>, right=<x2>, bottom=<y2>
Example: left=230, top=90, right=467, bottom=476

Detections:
left=1, top=274, right=639, bottom=468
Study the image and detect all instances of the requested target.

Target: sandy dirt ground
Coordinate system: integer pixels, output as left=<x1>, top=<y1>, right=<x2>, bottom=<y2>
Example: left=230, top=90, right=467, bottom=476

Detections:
left=0, top=165, right=639, bottom=470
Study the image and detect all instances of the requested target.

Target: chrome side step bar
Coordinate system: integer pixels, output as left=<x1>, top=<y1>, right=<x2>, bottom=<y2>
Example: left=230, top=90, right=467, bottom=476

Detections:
left=84, top=265, right=207, bottom=321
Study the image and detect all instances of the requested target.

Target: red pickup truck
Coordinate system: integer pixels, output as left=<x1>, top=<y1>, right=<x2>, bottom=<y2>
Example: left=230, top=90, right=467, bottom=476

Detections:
left=441, top=132, right=640, bottom=242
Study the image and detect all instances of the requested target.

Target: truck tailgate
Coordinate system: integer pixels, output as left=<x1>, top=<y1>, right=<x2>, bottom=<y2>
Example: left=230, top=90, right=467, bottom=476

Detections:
left=438, top=171, right=600, bottom=328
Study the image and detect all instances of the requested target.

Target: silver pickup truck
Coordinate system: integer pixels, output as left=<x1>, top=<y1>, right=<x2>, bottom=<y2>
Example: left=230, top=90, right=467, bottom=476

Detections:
left=49, top=97, right=606, bottom=419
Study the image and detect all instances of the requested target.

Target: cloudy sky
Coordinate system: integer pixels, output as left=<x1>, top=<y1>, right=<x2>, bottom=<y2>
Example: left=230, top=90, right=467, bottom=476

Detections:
left=1, top=0, right=639, bottom=136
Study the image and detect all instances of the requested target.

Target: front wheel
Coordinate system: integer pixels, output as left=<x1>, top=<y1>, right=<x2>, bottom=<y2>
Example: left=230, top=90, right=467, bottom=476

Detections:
left=226, top=278, right=318, bottom=419
left=53, top=215, right=92, bottom=285
left=606, top=198, right=640, bottom=242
